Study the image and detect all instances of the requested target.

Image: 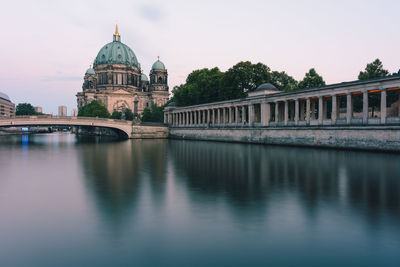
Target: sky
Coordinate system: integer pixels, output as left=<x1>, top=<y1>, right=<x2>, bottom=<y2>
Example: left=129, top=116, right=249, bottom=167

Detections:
left=0, top=0, right=399, bottom=114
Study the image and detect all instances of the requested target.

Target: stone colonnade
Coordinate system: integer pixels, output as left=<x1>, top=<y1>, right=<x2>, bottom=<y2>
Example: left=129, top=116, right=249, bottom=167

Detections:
left=164, top=78, right=400, bottom=127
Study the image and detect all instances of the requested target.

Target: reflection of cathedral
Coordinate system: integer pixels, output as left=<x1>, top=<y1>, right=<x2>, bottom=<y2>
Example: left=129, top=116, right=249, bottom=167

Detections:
left=76, top=25, right=169, bottom=115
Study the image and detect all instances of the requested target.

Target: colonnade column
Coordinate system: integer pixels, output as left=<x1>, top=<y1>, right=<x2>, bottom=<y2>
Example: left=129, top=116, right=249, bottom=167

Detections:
left=242, top=106, right=247, bottom=124
left=306, top=98, right=311, bottom=124
left=318, top=96, right=323, bottom=125
left=235, top=106, right=239, bottom=123
left=346, top=93, right=352, bottom=124
left=230, top=107, right=234, bottom=124
left=284, top=101, right=289, bottom=125
left=222, top=108, right=226, bottom=125
left=261, top=102, right=270, bottom=126
left=363, top=90, right=368, bottom=124
left=294, top=99, right=299, bottom=125
left=248, top=104, right=254, bottom=126
left=275, top=102, right=279, bottom=123
left=332, top=95, right=337, bottom=124
left=381, top=89, right=387, bottom=124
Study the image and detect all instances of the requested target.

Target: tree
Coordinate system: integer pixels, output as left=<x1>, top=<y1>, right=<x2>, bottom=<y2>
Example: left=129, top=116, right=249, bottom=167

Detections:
left=16, top=103, right=37, bottom=115
left=270, top=71, right=298, bottom=91
left=222, top=61, right=271, bottom=99
left=141, top=104, right=164, bottom=123
left=172, top=68, right=223, bottom=106
left=298, top=68, right=326, bottom=89
left=110, top=110, right=122, bottom=120
left=78, top=100, right=110, bottom=118
left=358, top=59, right=389, bottom=80
left=124, top=108, right=134, bottom=121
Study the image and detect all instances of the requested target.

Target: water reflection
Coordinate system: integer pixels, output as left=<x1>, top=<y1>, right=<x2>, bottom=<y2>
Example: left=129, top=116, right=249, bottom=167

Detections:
left=1, top=134, right=400, bottom=266
left=169, top=140, right=400, bottom=229
left=79, top=137, right=400, bottom=234
left=78, top=139, right=168, bottom=232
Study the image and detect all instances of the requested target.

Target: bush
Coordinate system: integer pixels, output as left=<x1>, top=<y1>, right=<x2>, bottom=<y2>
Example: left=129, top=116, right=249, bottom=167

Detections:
left=78, top=100, right=110, bottom=118
left=16, top=103, right=37, bottom=115
left=141, top=104, right=164, bottom=123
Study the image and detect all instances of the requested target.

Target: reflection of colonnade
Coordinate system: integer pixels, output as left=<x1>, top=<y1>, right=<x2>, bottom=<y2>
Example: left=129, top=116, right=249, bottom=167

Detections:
left=170, top=140, right=400, bottom=224
left=165, top=76, right=400, bottom=127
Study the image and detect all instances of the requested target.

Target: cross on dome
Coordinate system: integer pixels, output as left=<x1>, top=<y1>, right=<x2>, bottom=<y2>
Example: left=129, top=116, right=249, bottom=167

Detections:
left=113, top=24, right=121, bottom=42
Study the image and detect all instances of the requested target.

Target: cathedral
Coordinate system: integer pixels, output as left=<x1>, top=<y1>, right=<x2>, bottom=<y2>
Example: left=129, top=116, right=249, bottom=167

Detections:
left=76, top=25, right=169, bottom=116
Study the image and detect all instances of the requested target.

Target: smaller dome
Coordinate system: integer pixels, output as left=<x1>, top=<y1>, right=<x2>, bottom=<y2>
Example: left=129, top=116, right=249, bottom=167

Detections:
left=255, top=83, right=278, bottom=91
left=152, top=59, right=166, bottom=70
left=85, top=68, right=95, bottom=75
left=141, top=73, right=149, bottom=82
left=166, top=101, right=177, bottom=107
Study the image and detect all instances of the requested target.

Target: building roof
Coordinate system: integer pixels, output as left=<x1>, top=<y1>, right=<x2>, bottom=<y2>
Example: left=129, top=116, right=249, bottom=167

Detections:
left=166, top=101, right=177, bottom=107
left=255, top=83, right=279, bottom=91
left=85, top=68, right=95, bottom=75
left=0, top=92, right=11, bottom=102
left=141, top=73, right=149, bottom=82
left=93, top=29, right=139, bottom=67
left=152, top=59, right=166, bottom=70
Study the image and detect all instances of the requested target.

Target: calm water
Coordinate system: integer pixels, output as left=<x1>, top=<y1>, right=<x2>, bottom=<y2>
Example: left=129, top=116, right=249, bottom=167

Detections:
left=0, top=133, right=399, bottom=267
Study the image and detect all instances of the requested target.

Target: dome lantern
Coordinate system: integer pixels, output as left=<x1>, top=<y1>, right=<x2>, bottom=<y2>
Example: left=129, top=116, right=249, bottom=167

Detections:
left=113, top=24, right=121, bottom=42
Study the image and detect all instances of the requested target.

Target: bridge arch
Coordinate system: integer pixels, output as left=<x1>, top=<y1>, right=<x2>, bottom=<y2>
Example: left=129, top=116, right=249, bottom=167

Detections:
left=0, top=116, right=132, bottom=139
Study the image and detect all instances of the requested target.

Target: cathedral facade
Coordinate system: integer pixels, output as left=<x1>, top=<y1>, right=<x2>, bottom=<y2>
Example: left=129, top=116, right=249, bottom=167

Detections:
left=76, top=26, right=169, bottom=116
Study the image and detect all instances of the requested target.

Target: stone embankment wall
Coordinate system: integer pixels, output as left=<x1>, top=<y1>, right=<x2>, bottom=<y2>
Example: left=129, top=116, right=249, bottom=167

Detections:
left=131, top=125, right=169, bottom=139
left=169, top=126, right=400, bottom=152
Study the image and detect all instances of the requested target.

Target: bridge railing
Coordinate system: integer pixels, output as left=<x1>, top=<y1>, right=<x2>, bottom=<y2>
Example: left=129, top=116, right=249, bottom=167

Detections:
left=1, top=115, right=132, bottom=124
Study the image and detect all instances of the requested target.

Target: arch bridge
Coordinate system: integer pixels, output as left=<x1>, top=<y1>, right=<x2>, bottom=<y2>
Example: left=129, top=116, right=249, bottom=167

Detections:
left=0, top=116, right=133, bottom=139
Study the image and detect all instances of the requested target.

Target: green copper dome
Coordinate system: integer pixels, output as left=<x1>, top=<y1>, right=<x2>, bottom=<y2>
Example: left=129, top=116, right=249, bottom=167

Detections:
left=152, top=59, right=166, bottom=70
left=85, top=68, right=95, bottom=75
left=94, top=41, right=139, bottom=67
left=141, top=73, right=149, bottom=82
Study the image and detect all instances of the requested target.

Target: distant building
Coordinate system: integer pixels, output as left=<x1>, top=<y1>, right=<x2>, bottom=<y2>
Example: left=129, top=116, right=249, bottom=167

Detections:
left=0, top=91, right=15, bottom=117
left=71, top=109, right=78, bottom=117
left=34, top=106, right=43, bottom=114
left=58, top=106, right=67, bottom=117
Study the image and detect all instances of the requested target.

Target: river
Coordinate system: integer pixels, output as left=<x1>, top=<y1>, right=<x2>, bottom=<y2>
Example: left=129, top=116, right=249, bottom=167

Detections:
left=0, top=133, right=399, bottom=266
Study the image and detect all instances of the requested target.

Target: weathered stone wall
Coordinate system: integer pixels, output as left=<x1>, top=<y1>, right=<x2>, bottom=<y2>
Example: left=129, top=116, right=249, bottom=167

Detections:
left=169, top=126, right=400, bottom=152
left=131, top=125, right=169, bottom=139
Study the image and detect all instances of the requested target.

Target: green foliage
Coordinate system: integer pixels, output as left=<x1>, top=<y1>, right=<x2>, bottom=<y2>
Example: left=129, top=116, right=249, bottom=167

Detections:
left=172, top=68, right=224, bottom=106
left=171, top=61, right=275, bottom=106
left=78, top=100, right=110, bottom=118
left=270, top=71, right=298, bottom=91
left=110, top=108, right=134, bottom=120
left=358, top=59, right=389, bottom=80
left=16, top=103, right=37, bottom=115
left=124, top=108, right=134, bottom=121
left=298, top=68, right=326, bottom=89
left=222, top=61, right=271, bottom=99
left=141, top=104, right=164, bottom=123
left=111, top=110, right=122, bottom=120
